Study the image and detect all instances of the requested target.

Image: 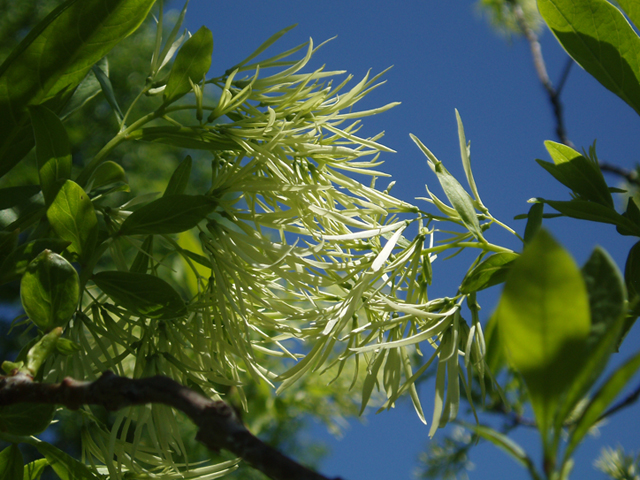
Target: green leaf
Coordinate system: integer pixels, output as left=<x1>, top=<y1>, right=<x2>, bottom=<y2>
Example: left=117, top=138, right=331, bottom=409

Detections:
left=0, top=238, right=70, bottom=285
left=127, top=125, right=236, bottom=150
left=0, top=0, right=157, bottom=177
left=87, top=161, right=127, bottom=192
left=163, top=26, right=213, bottom=104
left=538, top=141, right=613, bottom=208
left=23, top=458, right=48, bottom=480
left=0, top=185, right=41, bottom=211
left=582, top=247, right=626, bottom=348
left=93, top=271, right=187, bottom=319
left=459, top=252, right=519, bottom=294
left=455, top=110, right=484, bottom=209
left=566, top=349, right=640, bottom=460
left=617, top=197, right=640, bottom=236
left=91, top=64, right=123, bottom=122
left=20, top=250, right=79, bottom=331
left=494, top=229, right=591, bottom=446
left=0, top=403, right=55, bottom=437
left=541, top=198, right=640, bottom=236
left=46, top=180, right=98, bottom=262
left=130, top=235, right=153, bottom=274
left=29, top=105, right=72, bottom=206
left=410, top=133, right=484, bottom=241
left=59, top=58, right=106, bottom=120
left=34, top=441, right=101, bottom=480
left=523, top=202, right=544, bottom=244
left=537, top=0, right=640, bottom=116
left=0, top=444, right=23, bottom=480
left=164, top=156, right=192, bottom=197
left=118, top=194, right=217, bottom=236
left=552, top=248, right=627, bottom=435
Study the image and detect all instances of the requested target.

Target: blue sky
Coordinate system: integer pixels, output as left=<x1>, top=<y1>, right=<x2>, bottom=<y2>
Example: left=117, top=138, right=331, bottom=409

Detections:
left=184, top=2, right=640, bottom=479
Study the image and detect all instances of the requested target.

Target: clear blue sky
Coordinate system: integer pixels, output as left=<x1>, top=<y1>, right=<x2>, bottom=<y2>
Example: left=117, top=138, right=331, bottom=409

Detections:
left=181, top=2, right=640, bottom=479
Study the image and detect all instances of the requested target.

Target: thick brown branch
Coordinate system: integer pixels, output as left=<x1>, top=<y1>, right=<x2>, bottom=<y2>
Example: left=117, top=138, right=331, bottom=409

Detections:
left=0, top=371, right=342, bottom=480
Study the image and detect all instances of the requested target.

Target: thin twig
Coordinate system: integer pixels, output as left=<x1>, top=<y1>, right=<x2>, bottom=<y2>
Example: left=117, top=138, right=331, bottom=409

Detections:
left=513, top=4, right=573, bottom=148
left=0, top=371, right=342, bottom=480
left=598, top=380, right=640, bottom=422
left=599, top=162, right=640, bottom=187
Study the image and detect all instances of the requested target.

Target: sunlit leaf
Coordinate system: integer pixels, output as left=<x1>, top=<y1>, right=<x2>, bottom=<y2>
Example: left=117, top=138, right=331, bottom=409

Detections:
left=459, top=252, right=519, bottom=294
left=34, top=441, right=101, bottom=480
left=93, top=271, right=187, bottom=319
left=20, top=250, right=79, bottom=331
left=23, top=458, right=48, bottom=480
left=494, top=229, right=590, bottom=446
left=537, top=0, right=640, bottom=116
left=163, top=26, right=213, bottom=104
left=46, top=180, right=98, bottom=262
left=87, top=161, right=127, bottom=192
left=411, top=133, right=484, bottom=241
left=538, top=141, right=613, bottom=208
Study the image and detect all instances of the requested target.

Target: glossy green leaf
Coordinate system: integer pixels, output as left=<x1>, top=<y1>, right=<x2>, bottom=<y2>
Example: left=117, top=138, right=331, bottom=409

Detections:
left=541, top=198, right=640, bottom=236
left=566, top=349, right=640, bottom=460
left=46, top=180, right=98, bottom=262
left=130, top=235, right=154, bottom=274
left=0, top=403, right=55, bottom=437
left=0, top=444, right=23, bottom=480
left=0, top=185, right=41, bottom=211
left=582, top=247, right=626, bottom=347
left=23, top=458, right=48, bottom=480
left=59, top=58, right=106, bottom=120
left=411, top=133, right=484, bottom=241
left=119, top=194, right=217, bottom=236
left=456, top=110, right=484, bottom=209
left=537, top=0, right=640, bottom=116
left=34, top=441, right=101, bottom=480
left=617, top=197, right=640, bottom=236
left=460, top=252, right=519, bottom=294
left=0, top=0, right=157, bottom=177
left=494, top=229, right=591, bottom=444
left=20, top=250, right=79, bottom=331
left=91, top=64, right=123, bottom=122
left=26, top=328, right=63, bottom=375
left=87, top=161, right=127, bottom=192
left=523, top=202, right=544, bottom=244
left=29, top=105, right=72, bottom=206
left=93, top=270, right=187, bottom=319
left=0, top=238, right=70, bottom=285
left=553, top=248, right=627, bottom=434
left=538, top=141, right=613, bottom=207
left=164, top=155, right=192, bottom=196
left=163, top=26, right=213, bottom=104
left=127, top=125, right=235, bottom=150
left=622, top=241, right=640, bottom=341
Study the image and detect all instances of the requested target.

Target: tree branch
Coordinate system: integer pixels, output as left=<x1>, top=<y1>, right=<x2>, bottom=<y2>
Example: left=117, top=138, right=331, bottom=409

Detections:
left=513, top=4, right=573, bottom=147
left=0, top=371, right=342, bottom=480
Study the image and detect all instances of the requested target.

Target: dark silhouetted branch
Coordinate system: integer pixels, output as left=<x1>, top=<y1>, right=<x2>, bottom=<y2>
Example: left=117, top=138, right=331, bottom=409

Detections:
left=0, top=371, right=342, bottom=480
left=513, top=4, right=573, bottom=148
